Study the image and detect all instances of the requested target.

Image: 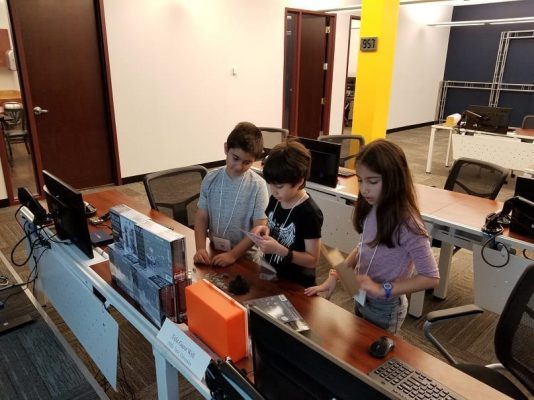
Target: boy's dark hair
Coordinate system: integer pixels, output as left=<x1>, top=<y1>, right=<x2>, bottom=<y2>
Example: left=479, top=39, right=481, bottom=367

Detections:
left=226, top=122, right=264, bottom=159
left=263, top=137, right=311, bottom=189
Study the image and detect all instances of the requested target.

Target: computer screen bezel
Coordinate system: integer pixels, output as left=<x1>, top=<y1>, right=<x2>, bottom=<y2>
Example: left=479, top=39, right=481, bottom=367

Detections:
left=297, top=137, right=341, bottom=188
left=42, top=170, right=94, bottom=259
left=464, top=105, right=512, bottom=134
left=249, top=306, right=389, bottom=399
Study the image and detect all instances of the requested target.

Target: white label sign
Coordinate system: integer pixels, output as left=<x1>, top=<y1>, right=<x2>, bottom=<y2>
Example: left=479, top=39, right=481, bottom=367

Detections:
left=157, top=319, right=212, bottom=380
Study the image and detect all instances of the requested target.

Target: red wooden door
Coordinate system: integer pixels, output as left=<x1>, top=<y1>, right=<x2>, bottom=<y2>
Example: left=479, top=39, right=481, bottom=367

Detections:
left=283, top=10, right=335, bottom=139
left=7, top=0, right=119, bottom=189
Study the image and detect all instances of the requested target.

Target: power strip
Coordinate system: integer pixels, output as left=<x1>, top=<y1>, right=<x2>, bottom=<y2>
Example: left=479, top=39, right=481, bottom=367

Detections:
left=20, top=206, right=35, bottom=224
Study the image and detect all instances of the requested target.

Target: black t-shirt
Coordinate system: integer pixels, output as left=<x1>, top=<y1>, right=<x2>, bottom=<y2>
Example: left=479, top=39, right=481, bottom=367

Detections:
left=264, top=194, right=323, bottom=287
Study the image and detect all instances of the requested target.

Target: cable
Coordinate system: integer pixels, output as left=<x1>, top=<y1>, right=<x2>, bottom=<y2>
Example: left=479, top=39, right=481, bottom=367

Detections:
left=480, top=233, right=511, bottom=268
left=523, top=249, right=534, bottom=261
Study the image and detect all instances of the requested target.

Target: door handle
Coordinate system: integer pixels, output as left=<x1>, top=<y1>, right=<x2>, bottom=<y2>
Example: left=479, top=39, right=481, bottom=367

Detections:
left=33, top=106, right=49, bottom=115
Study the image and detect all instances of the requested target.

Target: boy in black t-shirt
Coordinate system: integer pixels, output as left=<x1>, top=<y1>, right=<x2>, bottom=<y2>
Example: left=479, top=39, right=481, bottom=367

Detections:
left=251, top=138, right=323, bottom=287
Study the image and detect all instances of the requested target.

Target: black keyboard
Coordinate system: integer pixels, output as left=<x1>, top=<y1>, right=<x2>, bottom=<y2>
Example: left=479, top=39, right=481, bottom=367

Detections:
left=369, top=358, right=465, bottom=400
left=338, top=166, right=356, bottom=177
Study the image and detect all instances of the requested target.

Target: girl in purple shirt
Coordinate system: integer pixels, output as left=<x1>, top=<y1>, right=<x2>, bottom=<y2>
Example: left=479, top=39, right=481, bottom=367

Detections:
left=305, top=140, right=439, bottom=333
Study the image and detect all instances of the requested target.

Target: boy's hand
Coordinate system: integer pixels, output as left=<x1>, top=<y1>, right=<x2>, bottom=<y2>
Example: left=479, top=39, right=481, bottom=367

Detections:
left=251, top=225, right=269, bottom=237
left=255, top=235, right=285, bottom=256
left=211, top=252, right=236, bottom=267
left=193, top=249, right=211, bottom=265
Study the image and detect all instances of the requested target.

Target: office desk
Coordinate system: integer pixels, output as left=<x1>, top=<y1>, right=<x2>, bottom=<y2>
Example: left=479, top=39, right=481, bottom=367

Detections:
left=25, top=189, right=509, bottom=400
left=286, top=168, right=534, bottom=316
left=425, top=124, right=534, bottom=173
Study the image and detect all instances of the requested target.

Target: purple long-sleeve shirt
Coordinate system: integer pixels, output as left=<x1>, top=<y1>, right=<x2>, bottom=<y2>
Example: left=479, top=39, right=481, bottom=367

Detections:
left=357, top=206, right=439, bottom=283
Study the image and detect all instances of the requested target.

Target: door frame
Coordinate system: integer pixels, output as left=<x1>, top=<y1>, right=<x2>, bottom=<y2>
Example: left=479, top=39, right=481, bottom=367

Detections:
left=342, top=15, right=361, bottom=131
left=283, top=8, right=336, bottom=137
left=1, top=0, right=121, bottom=204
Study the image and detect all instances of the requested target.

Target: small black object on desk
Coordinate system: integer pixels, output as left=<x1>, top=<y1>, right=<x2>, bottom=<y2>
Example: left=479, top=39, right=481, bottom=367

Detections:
left=369, top=336, right=395, bottom=358
left=228, top=275, right=250, bottom=295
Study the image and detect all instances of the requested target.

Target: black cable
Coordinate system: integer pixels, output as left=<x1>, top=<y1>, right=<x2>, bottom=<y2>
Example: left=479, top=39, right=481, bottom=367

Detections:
left=480, top=233, right=511, bottom=268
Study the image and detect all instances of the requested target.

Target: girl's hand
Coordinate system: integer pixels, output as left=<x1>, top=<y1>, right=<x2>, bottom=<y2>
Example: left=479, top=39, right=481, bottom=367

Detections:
left=355, top=274, right=383, bottom=298
left=304, top=275, right=337, bottom=299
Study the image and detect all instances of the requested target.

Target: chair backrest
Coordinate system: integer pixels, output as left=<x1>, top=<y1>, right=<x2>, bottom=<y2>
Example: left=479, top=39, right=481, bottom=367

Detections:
left=143, top=165, right=208, bottom=227
left=521, top=115, right=534, bottom=129
left=2, top=103, right=25, bottom=130
left=258, top=127, right=289, bottom=152
left=495, top=263, right=534, bottom=394
left=317, top=134, right=365, bottom=167
left=444, top=158, right=508, bottom=200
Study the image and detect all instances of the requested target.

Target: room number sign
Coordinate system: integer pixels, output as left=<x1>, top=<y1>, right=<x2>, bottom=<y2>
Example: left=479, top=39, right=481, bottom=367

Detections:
left=360, top=37, right=378, bottom=52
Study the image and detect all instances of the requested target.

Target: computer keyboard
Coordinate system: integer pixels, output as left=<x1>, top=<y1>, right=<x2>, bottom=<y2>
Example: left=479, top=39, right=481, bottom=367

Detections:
left=338, top=166, right=356, bottom=177
left=369, top=358, right=465, bottom=400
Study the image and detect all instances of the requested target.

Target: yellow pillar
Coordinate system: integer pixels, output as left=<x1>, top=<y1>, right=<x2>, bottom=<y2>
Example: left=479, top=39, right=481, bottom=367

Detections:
left=352, top=0, right=399, bottom=143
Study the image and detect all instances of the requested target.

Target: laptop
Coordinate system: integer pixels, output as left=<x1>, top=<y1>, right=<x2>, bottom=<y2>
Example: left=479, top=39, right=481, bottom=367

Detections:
left=321, top=247, right=359, bottom=297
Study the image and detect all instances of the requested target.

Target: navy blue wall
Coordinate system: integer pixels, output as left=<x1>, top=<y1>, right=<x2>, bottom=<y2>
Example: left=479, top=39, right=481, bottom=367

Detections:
left=443, top=1, right=534, bottom=127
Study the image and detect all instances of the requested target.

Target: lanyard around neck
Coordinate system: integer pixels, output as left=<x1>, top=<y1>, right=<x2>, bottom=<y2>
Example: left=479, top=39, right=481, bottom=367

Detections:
left=216, top=169, right=245, bottom=236
left=357, top=217, right=378, bottom=275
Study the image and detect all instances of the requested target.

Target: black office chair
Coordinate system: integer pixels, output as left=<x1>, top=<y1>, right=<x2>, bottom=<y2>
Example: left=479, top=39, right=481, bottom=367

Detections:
left=2, top=102, right=31, bottom=167
left=423, top=263, right=534, bottom=399
left=143, top=165, right=208, bottom=228
left=444, top=158, right=508, bottom=199
left=317, top=134, right=365, bottom=168
left=258, top=127, right=288, bottom=156
left=432, top=158, right=509, bottom=251
left=521, top=115, right=534, bottom=129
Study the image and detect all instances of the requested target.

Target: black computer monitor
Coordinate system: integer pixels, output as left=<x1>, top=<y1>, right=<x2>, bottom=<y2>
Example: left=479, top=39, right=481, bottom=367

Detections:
left=463, top=105, right=512, bottom=134
left=249, top=306, right=390, bottom=399
left=514, top=176, right=534, bottom=202
left=43, top=170, right=94, bottom=259
left=17, top=186, right=50, bottom=226
left=297, top=137, right=340, bottom=188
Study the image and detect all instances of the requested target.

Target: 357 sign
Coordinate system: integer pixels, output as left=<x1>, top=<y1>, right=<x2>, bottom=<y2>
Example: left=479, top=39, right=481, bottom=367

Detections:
left=360, top=37, right=378, bottom=52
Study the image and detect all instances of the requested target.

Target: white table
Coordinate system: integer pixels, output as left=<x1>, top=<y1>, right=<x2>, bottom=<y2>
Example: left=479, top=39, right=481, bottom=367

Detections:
left=24, top=219, right=211, bottom=400
left=300, top=177, right=534, bottom=317
left=425, top=124, right=534, bottom=173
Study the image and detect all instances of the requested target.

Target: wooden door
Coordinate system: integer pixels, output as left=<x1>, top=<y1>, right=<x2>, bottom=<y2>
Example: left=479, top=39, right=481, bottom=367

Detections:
left=7, top=0, right=120, bottom=189
left=283, top=10, right=335, bottom=139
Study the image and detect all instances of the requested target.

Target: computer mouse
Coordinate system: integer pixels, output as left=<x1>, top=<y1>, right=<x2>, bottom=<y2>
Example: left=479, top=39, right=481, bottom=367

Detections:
left=369, top=336, right=395, bottom=358
left=228, top=275, right=250, bottom=295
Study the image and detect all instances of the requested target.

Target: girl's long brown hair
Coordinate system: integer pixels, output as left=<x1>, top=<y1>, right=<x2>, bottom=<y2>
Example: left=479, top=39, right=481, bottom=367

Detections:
left=354, top=139, right=426, bottom=247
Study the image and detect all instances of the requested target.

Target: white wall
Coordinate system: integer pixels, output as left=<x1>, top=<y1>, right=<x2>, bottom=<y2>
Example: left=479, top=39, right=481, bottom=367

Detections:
left=1, top=0, right=452, bottom=199
left=388, top=4, right=452, bottom=129
left=103, top=0, right=356, bottom=178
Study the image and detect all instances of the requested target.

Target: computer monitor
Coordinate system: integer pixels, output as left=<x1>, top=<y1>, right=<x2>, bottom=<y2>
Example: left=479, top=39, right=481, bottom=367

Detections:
left=297, top=137, right=341, bottom=188
left=463, top=105, right=512, bottom=134
left=510, top=196, right=534, bottom=238
left=43, top=170, right=94, bottom=259
left=17, top=186, right=50, bottom=226
left=514, top=176, right=534, bottom=202
left=249, top=306, right=390, bottom=399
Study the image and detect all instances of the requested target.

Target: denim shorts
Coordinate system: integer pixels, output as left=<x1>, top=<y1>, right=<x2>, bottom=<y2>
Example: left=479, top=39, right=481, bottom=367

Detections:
left=355, top=295, right=408, bottom=334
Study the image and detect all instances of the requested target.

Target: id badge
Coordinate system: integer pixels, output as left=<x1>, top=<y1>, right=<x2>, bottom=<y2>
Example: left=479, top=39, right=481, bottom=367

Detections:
left=355, top=289, right=367, bottom=306
left=212, top=236, right=231, bottom=252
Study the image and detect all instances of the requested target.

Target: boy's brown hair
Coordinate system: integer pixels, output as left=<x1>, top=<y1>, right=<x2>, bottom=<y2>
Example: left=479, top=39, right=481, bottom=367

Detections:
left=263, top=137, right=311, bottom=189
left=226, top=122, right=264, bottom=159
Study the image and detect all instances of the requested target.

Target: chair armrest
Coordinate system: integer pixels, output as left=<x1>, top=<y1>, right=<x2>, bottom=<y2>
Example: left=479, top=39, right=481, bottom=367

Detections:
left=426, top=304, right=483, bottom=323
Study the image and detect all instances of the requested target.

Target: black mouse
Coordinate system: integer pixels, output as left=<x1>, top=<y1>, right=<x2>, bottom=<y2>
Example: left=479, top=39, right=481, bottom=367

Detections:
left=369, top=336, right=395, bottom=358
left=228, top=275, right=250, bottom=295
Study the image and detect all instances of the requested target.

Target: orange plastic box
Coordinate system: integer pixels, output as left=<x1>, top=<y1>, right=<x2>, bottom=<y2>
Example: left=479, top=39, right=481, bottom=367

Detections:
left=185, top=279, right=248, bottom=361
